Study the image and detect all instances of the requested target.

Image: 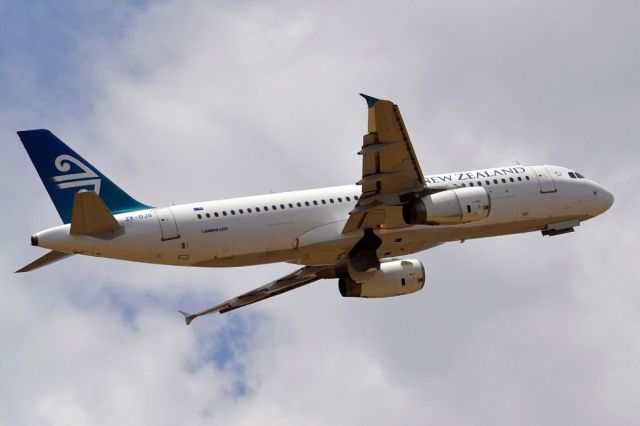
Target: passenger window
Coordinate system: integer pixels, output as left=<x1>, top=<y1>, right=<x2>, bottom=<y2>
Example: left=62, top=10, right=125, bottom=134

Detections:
left=517, top=177, right=522, bottom=181
left=255, top=207, right=260, bottom=212
left=354, top=195, right=359, bottom=200
left=288, top=203, right=293, bottom=208
left=321, top=200, right=326, bottom=204
left=214, top=212, right=219, bottom=217
left=501, top=178, right=506, bottom=183
left=337, top=197, right=342, bottom=202
left=526, top=176, right=530, bottom=180
left=509, top=178, right=514, bottom=182
left=469, top=182, right=474, bottom=187
left=230, top=210, right=235, bottom=215
left=222, top=211, right=227, bottom=216
left=485, top=180, right=490, bottom=185
left=493, top=179, right=498, bottom=184
left=297, top=202, right=302, bottom=207
left=346, top=197, right=351, bottom=201
left=247, top=208, right=252, bottom=213
left=305, top=201, right=310, bottom=206
left=280, top=204, right=285, bottom=209
left=263, top=206, right=269, bottom=211
left=205, top=213, right=210, bottom=218
left=313, top=200, right=318, bottom=205
left=477, top=182, right=482, bottom=186
left=461, top=183, right=466, bottom=187
left=330, top=198, right=335, bottom=203
left=197, top=214, right=202, bottom=219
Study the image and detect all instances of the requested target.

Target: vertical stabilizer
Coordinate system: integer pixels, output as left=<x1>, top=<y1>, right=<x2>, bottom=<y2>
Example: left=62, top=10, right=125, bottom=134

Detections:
left=18, top=129, right=151, bottom=223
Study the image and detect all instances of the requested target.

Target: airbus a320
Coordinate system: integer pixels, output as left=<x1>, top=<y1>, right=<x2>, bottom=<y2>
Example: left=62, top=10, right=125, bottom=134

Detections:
left=16, top=95, right=614, bottom=324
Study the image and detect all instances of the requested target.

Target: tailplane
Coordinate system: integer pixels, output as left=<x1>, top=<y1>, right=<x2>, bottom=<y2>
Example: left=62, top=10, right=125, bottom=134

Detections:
left=18, top=129, right=151, bottom=223
left=16, top=250, right=73, bottom=273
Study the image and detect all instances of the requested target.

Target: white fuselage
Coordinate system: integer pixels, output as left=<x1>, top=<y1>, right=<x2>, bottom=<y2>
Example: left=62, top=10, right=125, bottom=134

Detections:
left=33, top=165, right=613, bottom=267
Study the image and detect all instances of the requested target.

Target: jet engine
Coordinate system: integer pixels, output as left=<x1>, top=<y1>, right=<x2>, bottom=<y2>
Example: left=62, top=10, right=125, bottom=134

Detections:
left=402, top=187, right=491, bottom=225
left=339, top=259, right=426, bottom=298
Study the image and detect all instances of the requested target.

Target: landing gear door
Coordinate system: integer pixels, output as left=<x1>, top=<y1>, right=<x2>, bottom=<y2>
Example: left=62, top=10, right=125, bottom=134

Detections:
left=155, top=208, right=180, bottom=241
left=531, top=166, right=557, bottom=193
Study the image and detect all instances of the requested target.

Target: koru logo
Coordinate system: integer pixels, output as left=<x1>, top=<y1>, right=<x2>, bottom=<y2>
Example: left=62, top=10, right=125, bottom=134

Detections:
left=53, top=155, right=101, bottom=194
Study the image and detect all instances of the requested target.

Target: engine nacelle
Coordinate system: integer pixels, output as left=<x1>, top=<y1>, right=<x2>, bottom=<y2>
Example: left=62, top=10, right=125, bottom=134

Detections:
left=403, top=187, right=491, bottom=225
left=339, top=259, right=426, bottom=298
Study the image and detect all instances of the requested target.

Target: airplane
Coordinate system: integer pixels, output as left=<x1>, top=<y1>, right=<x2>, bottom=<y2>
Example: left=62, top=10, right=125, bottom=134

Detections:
left=16, top=94, right=614, bottom=324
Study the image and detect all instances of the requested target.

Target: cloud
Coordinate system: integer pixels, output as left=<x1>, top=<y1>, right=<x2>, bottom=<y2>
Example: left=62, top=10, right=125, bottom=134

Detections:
left=2, top=1, right=639, bottom=425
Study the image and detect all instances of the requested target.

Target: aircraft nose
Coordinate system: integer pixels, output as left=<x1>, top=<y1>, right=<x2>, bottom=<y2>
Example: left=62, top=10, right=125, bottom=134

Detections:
left=602, top=188, right=614, bottom=210
left=593, top=185, right=614, bottom=214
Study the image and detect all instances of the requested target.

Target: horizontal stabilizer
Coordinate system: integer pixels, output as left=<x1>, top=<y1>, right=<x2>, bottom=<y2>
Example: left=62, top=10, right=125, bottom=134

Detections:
left=70, top=191, right=122, bottom=236
left=16, top=250, right=73, bottom=273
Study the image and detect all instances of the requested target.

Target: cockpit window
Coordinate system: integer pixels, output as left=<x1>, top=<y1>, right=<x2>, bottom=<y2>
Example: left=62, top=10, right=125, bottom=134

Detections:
left=568, top=171, right=585, bottom=179
left=575, top=172, right=585, bottom=178
left=568, top=172, right=576, bottom=178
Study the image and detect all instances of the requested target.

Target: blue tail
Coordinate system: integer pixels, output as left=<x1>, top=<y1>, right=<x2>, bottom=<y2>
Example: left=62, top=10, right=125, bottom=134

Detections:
left=18, top=129, right=152, bottom=223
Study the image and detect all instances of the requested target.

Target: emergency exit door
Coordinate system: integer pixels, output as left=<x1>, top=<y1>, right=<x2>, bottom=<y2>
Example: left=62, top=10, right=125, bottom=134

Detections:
left=155, top=208, right=180, bottom=241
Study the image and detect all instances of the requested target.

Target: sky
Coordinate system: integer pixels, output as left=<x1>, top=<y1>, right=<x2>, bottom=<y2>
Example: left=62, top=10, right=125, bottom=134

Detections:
left=1, top=0, right=639, bottom=424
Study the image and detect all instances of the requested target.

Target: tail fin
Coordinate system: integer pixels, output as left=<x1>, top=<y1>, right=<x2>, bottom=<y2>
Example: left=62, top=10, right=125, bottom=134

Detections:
left=18, top=129, right=151, bottom=223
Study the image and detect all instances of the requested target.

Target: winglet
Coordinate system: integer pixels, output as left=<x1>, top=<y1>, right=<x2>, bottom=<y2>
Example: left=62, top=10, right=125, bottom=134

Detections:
left=359, top=93, right=380, bottom=108
left=179, top=310, right=196, bottom=326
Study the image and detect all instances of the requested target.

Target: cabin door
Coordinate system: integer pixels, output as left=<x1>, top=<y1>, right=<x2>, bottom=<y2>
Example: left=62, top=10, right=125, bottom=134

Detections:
left=531, top=166, right=557, bottom=193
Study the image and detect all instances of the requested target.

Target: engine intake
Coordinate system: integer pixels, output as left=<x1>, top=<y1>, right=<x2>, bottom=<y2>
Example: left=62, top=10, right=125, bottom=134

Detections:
left=403, top=187, right=490, bottom=225
left=339, top=259, right=426, bottom=298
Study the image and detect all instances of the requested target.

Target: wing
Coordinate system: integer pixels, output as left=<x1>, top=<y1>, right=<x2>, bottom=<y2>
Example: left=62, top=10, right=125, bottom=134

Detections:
left=343, top=94, right=429, bottom=233
left=179, top=265, right=333, bottom=324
